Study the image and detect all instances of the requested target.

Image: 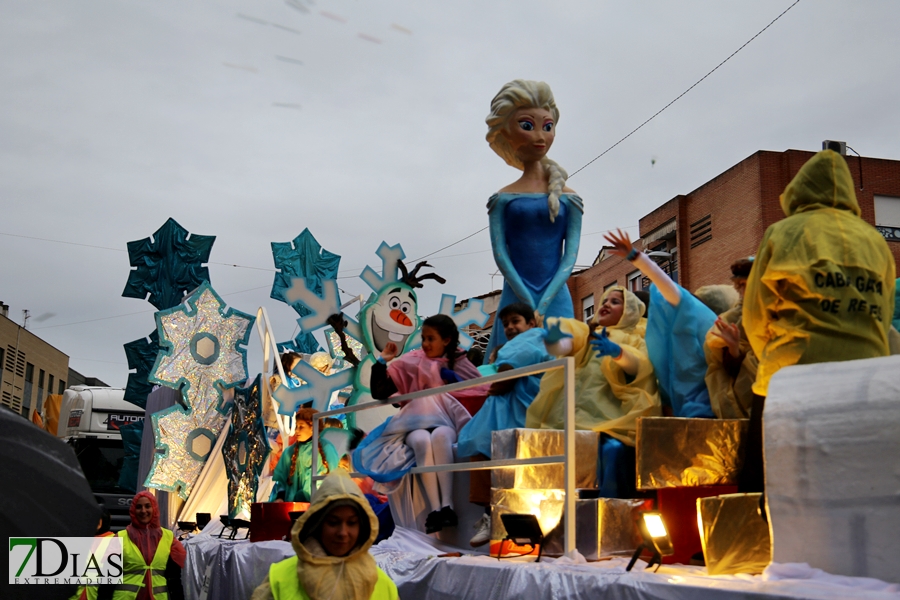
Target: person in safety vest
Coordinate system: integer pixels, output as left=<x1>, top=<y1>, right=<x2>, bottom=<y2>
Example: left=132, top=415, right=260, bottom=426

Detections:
left=97, top=491, right=185, bottom=600
left=252, top=471, right=398, bottom=600
left=740, top=149, right=896, bottom=491
left=71, top=506, right=116, bottom=600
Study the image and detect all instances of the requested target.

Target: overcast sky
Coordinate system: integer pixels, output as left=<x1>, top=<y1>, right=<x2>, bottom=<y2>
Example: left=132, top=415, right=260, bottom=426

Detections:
left=2, top=0, right=899, bottom=388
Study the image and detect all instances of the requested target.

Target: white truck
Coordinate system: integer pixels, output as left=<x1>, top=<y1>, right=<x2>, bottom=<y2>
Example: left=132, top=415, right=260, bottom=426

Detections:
left=57, top=386, right=145, bottom=530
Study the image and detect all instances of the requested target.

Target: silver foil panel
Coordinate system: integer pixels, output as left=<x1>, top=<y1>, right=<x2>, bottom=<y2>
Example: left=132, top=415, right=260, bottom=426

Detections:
left=491, top=428, right=599, bottom=490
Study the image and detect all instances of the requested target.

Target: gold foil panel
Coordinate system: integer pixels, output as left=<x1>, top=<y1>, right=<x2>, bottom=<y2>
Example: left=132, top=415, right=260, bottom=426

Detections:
left=491, top=428, right=599, bottom=490
left=490, top=488, right=645, bottom=560
left=636, top=417, right=747, bottom=490
left=698, top=493, right=771, bottom=575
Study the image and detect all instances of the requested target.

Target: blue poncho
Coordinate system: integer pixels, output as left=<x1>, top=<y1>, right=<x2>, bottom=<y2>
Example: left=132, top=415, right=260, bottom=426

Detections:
left=646, top=283, right=716, bottom=417
left=457, top=328, right=551, bottom=458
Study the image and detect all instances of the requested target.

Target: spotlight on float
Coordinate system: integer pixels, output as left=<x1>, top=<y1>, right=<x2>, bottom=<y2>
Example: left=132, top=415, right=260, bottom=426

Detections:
left=626, top=511, right=674, bottom=572
left=500, top=513, right=545, bottom=562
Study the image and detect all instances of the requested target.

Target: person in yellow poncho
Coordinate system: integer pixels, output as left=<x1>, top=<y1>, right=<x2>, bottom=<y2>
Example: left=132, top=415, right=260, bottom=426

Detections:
left=740, top=148, right=896, bottom=492
left=252, top=471, right=398, bottom=600
left=744, top=149, right=895, bottom=395
left=526, top=286, right=661, bottom=495
left=704, top=257, right=758, bottom=419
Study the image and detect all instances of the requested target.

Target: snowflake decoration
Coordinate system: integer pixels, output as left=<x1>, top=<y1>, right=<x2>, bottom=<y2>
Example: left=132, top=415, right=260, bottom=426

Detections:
left=277, top=328, right=322, bottom=355
left=145, top=282, right=255, bottom=498
left=273, top=360, right=355, bottom=415
left=271, top=228, right=341, bottom=341
left=148, top=401, right=231, bottom=499
left=122, top=329, right=160, bottom=408
left=222, top=375, right=269, bottom=518
left=122, top=217, right=216, bottom=310
left=437, top=294, right=490, bottom=351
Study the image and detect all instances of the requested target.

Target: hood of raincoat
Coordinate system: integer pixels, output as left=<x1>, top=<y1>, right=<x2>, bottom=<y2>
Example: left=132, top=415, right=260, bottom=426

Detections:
left=288, top=471, right=380, bottom=600
left=780, top=149, right=860, bottom=217
left=598, top=286, right=645, bottom=331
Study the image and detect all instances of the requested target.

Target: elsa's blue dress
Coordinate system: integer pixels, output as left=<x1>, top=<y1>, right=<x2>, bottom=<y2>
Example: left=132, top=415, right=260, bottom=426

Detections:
left=486, top=193, right=583, bottom=356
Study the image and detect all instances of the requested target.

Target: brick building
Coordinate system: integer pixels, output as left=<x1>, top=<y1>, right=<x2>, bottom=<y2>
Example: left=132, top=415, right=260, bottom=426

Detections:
left=568, top=146, right=900, bottom=321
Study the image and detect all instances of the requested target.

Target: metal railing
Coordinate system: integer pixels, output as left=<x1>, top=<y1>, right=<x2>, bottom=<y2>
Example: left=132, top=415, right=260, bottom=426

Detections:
left=310, top=356, right=577, bottom=554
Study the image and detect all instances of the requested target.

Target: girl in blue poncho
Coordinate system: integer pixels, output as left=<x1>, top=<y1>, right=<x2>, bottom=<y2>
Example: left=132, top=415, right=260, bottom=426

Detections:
left=604, top=229, right=716, bottom=418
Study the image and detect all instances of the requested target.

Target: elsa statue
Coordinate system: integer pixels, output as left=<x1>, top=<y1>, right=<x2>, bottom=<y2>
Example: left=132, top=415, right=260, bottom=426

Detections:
left=485, top=79, right=583, bottom=355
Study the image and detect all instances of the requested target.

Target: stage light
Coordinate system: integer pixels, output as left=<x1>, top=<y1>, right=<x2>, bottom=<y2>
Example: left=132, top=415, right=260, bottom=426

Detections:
left=500, top=513, right=545, bottom=562
left=626, top=511, right=674, bottom=572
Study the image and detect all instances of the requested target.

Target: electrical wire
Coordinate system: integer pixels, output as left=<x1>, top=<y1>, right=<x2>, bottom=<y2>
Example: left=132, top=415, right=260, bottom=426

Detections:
left=11, top=2, right=803, bottom=332
left=568, top=0, right=802, bottom=178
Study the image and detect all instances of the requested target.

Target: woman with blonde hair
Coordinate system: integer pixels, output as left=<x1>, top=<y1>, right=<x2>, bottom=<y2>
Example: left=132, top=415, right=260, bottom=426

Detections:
left=484, top=79, right=583, bottom=356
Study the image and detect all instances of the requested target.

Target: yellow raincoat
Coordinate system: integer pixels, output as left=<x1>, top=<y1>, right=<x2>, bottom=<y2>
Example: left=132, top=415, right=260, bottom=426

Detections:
left=251, top=472, right=398, bottom=600
left=744, top=149, right=896, bottom=396
left=525, top=286, right=661, bottom=445
left=704, top=302, right=758, bottom=418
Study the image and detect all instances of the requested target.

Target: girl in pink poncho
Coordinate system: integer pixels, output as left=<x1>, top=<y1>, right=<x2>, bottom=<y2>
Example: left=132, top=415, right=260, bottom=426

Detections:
left=353, top=314, right=488, bottom=534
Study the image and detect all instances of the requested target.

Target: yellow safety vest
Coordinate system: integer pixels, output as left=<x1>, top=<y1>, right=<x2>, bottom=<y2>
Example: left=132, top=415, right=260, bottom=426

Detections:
left=70, top=532, right=117, bottom=600
left=268, top=556, right=398, bottom=600
left=112, top=528, right=173, bottom=600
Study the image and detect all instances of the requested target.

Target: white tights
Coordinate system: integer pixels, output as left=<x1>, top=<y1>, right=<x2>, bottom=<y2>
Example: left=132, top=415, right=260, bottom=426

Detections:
left=405, top=426, right=456, bottom=512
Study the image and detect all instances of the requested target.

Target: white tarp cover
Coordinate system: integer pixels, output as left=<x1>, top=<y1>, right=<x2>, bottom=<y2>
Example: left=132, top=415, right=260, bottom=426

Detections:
left=765, top=355, right=900, bottom=583
left=182, top=528, right=900, bottom=600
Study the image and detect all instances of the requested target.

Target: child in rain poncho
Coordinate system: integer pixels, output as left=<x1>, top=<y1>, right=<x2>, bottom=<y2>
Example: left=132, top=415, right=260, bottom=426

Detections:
left=704, top=258, right=759, bottom=419
left=525, top=286, right=661, bottom=444
left=743, top=149, right=896, bottom=396
left=273, top=408, right=340, bottom=503
left=252, top=472, right=398, bottom=600
left=603, top=230, right=716, bottom=418
left=457, top=302, right=551, bottom=460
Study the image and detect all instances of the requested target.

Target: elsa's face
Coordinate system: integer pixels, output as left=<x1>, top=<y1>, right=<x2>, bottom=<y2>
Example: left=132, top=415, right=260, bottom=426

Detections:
left=501, top=106, right=555, bottom=164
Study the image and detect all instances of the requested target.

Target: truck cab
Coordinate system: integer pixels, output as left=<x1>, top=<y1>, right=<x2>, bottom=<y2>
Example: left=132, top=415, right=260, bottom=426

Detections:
left=57, top=386, right=144, bottom=530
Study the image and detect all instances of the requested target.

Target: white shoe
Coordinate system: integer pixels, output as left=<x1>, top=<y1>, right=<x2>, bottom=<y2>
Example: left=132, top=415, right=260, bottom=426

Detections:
left=470, top=514, right=491, bottom=547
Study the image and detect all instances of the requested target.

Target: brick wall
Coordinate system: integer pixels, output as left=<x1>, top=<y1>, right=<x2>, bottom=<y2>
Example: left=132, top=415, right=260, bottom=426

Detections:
left=568, top=148, right=900, bottom=313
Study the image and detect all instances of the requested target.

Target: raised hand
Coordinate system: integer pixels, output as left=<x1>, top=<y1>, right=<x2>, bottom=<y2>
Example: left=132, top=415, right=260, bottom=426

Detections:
left=602, top=228, right=635, bottom=259
left=542, top=319, right=572, bottom=345
left=381, top=341, right=399, bottom=363
left=710, top=318, right=742, bottom=358
left=590, top=327, right=623, bottom=359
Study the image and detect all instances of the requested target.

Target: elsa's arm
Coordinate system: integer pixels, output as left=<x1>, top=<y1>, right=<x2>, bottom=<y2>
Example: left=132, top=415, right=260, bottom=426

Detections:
left=489, top=194, right=534, bottom=305
left=536, top=195, right=583, bottom=315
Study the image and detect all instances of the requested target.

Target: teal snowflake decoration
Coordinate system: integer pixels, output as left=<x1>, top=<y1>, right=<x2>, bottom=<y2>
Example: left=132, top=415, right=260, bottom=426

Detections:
left=123, top=217, right=216, bottom=310
left=145, top=282, right=255, bottom=498
left=223, top=375, right=269, bottom=518
left=271, top=228, right=341, bottom=310
left=122, top=329, right=160, bottom=408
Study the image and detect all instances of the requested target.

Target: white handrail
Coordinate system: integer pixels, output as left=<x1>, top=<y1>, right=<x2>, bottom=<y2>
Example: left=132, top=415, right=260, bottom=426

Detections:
left=255, top=307, right=291, bottom=439
left=310, top=356, right=577, bottom=555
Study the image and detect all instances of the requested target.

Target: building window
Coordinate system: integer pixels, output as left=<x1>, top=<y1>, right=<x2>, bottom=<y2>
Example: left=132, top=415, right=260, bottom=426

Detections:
left=582, top=295, right=594, bottom=321
left=48, top=374, right=54, bottom=397
left=23, top=362, right=34, bottom=416
left=603, top=282, right=618, bottom=293
left=874, top=195, right=900, bottom=242
left=690, top=214, right=712, bottom=248
left=37, top=369, right=45, bottom=414
left=627, top=270, right=643, bottom=292
left=58, top=380, right=66, bottom=394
